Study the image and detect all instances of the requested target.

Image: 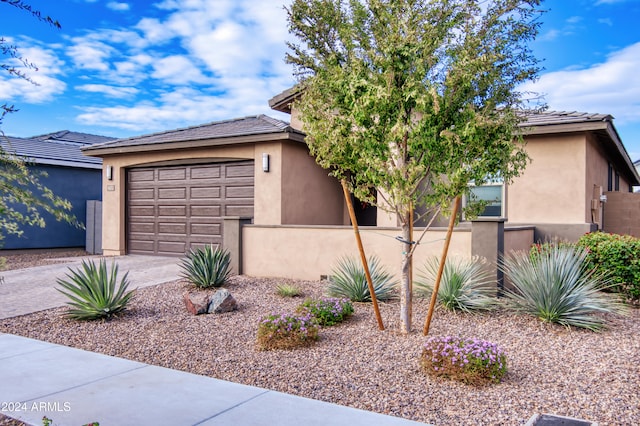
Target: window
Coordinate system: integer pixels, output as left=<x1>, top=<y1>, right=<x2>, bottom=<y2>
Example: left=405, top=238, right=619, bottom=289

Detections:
left=615, top=172, right=620, bottom=191
left=463, top=183, right=505, bottom=218
left=608, top=163, right=613, bottom=191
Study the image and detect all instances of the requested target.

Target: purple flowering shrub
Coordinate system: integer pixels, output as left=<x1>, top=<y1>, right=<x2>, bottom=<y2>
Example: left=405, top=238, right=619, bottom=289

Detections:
left=256, top=312, right=319, bottom=350
left=297, top=297, right=354, bottom=326
left=420, top=336, right=507, bottom=385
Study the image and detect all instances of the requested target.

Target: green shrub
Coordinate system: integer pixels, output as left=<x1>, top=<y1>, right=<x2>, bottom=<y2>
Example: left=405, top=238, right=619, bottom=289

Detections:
left=56, top=259, right=135, bottom=320
left=180, top=245, right=231, bottom=288
left=529, top=240, right=574, bottom=261
left=577, top=232, right=640, bottom=301
left=414, top=256, right=496, bottom=312
left=297, top=297, right=354, bottom=326
left=327, top=255, right=397, bottom=302
left=420, top=336, right=507, bottom=385
left=275, top=283, right=303, bottom=298
left=256, top=312, right=319, bottom=350
left=500, top=245, right=627, bottom=331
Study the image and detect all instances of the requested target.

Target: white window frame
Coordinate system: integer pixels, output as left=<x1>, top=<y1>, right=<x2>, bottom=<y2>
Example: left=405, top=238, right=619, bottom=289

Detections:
left=462, top=181, right=506, bottom=220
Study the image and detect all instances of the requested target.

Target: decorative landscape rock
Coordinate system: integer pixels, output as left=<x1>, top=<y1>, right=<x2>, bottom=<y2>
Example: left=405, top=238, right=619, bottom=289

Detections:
left=207, top=288, right=238, bottom=314
left=183, top=291, right=210, bottom=315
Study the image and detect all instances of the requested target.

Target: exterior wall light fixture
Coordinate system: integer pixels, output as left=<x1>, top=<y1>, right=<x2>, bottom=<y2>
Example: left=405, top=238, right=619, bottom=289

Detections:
left=106, top=165, right=113, bottom=181
left=262, top=153, right=270, bottom=172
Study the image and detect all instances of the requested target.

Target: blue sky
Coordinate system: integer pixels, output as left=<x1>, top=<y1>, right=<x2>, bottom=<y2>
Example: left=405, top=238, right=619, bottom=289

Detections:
left=1, top=0, right=640, bottom=161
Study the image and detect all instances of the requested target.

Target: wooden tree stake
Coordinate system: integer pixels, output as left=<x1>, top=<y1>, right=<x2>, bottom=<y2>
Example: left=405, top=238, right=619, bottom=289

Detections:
left=341, top=180, right=385, bottom=330
left=422, top=196, right=461, bottom=336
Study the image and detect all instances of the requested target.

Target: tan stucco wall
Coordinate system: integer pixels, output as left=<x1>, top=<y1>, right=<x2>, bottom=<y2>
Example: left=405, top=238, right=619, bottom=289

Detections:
left=603, top=191, right=640, bottom=237
left=508, top=134, right=587, bottom=224
left=280, top=142, right=345, bottom=225
left=242, top=225, right=472, bottom=280
left=253, top=142, right=282, bottom=225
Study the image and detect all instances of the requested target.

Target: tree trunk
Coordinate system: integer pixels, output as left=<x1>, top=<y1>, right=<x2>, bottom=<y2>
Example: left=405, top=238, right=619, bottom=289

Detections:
left=399, top=212, right=412, bottom=334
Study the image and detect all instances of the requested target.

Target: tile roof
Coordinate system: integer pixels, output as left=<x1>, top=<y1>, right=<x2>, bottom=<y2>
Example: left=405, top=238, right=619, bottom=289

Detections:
left=30, top=130, right=116, bottom=146
left=83, top=115, right=300, bottom=152
left=1, top=135, right=104, bottom=169
left=519, top=110, right=613, bottom=127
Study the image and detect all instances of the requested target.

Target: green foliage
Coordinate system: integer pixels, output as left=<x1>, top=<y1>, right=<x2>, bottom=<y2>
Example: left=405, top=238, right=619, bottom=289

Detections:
left=56, top=259, right=135, bottom=320
left=286, top=0, right=543, bottom=331
left=256, top=311, right=319, bottom=350
left=180, top=245, right=232, bottom=289
left=327, top=255, right=397, bottom=302
left=500, top=245, right=627, bottom=331
left=275, top=283, right=303, bottom=298
left=577, top=232, right=640, bottom=301
left=415, top=256, right=496, bottom=312
left=420, top=336, right=508, bottom=385
left=297, top=297, right=354, bottom=326
left=529, top=240, right=574, bottom=261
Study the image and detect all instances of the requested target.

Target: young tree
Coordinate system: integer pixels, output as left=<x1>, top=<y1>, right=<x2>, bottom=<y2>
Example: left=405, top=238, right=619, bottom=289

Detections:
left=1, top=1, right=77, bottom=246
left=286, top=0, right=544, bottom=333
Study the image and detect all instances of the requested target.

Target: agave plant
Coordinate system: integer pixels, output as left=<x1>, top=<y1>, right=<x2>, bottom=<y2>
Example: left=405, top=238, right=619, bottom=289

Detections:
left=327, top=255, right=396, bottom=302
left=180, top=244, right=231, bottom=288
left=415, top=256, right=496, bottom=312
left=500, top=245, right=627, bottom=331
left=56, top=259, right=135, bottom=320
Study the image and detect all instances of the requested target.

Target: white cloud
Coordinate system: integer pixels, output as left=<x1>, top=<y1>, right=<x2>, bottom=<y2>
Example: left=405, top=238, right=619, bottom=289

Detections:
left=106, top=2, right=130, bottom=11
left=0, top=41, right=66, bottom=104
left=521, top=42, right=640, bottom=123
left=598, top=18, right=614, bottom=26
left=151, top=55, right=208, bottom=84
left=76, top=84, right=138, bottom=98
left=66, top=40, right=114, bottom=71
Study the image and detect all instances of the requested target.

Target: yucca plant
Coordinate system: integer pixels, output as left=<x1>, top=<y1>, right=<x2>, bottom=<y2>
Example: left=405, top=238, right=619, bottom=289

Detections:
left=56, top=259, right=134, bottom=320
left=500, top=245, right=627, bottom=331
left=180, top=244, right=232, bottom=288
left=327, top=255, right=397, bottom=302
left=415, top=256, right=496, bottom=312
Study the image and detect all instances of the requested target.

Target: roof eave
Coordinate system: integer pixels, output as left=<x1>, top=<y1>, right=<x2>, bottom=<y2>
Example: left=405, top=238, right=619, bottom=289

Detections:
left=520, top=120, right=640, bottom=186
left=268, top=86, right=299, bottom=114
left=82, top=131, right=307, bottom=157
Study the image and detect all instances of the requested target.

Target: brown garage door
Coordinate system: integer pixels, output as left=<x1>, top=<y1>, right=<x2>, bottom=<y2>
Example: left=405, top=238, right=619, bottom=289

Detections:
left=127, top=161, right=254, bottom=255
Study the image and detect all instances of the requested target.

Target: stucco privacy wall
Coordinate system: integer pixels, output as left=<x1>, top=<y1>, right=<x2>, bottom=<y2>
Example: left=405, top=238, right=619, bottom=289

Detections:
left=242, top=225, right=472, bottom=280
left=603, top=191, right=640, bottom=237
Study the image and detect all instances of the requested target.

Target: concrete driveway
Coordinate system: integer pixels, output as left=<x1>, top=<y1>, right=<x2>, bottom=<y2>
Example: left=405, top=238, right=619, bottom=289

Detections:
left=0, top=255, right=182, bottom=319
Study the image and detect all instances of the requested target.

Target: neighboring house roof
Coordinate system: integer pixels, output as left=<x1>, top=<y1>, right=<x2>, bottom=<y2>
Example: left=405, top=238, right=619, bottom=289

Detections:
left=82, top=115, right=306, bottom=156
left=30, top=130, right=116, bottom=146
left=1, top=134, right=106, bottom=170
left=520, top=110, right=640, bottom=186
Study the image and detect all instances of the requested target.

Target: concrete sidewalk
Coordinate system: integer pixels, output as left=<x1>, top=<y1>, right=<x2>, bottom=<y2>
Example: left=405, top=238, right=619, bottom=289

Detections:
left=0, top=255, right=182, bottom=319
left=0, top=334, right=427, bottom=426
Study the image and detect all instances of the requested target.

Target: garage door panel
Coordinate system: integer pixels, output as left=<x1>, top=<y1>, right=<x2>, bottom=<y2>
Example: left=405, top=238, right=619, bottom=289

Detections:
left=129, top=170, right=155, bottom=182
left=226, top=185, right=253, bottom=198
left=129, top=188, right=154, bottom=199
left=128, top=239, right=155, bottom=252
left=158, top=205, right=187, bottom=216
left=191, top=223, right=221, bottom=236
left=191, top=205, right=221, bottom=217
left=129, top=222, right=155, bottom=233
left=225, top=164, right=253, bottom=178
left=191, top=166, right=221, bottom=179
left=191, top=187, right=221, bottom=199
left=158, top=241, right=187, bottom=254
left=130, top=205, right=155, bottom=217
left=127, top=161, right=254, bottom=255
left=158, top=222, right=187, bottom=234
left=226, top=205, right=254, bottom=216
left=158, top=188, right=187, bottom=199
left=158, top=168, right=187, bottom=180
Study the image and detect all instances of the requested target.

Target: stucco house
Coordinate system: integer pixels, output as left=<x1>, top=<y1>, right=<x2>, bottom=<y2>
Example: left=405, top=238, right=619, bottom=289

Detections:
left=81, top=92, right=640, bottom=280
left=1, top=131, right=112, bottom=250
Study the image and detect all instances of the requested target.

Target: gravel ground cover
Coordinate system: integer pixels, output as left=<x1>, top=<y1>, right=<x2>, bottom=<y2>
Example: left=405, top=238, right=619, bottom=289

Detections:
left=1, top=252, right=639, bottom=425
